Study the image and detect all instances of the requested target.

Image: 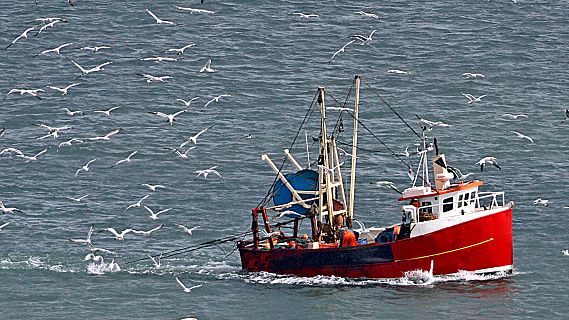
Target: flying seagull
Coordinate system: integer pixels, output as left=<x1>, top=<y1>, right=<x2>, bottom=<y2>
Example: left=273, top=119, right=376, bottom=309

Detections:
left=177, top=224, right=200, bottom=236
left=146, top=8, right=175, bottom=25
left=462, top=93, right=486, bottom=104
left=476, top=156, right=501, bottom=172
left=511, top=131, right=534, bottom=144
left=329, top=40, right=356, bottom=63
left=349, top=30, right=376, bottom=45
left=175, top=276, right=203, bottom=293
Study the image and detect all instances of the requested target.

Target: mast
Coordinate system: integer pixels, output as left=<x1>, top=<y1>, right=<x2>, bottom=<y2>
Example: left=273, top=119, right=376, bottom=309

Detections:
left=347, top=75, right=361, bottom=227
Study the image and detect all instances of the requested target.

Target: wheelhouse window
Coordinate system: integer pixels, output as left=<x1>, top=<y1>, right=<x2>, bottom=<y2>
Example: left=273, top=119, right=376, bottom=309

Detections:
left=470, top=191, right=477, bottom=205
left=463, top=192, right=470, bottom=207
left=420, top=201, right=432, bottom=214
left=458, top=194, right=464, bottom=208
left=442, top=197, right=454, bottom=212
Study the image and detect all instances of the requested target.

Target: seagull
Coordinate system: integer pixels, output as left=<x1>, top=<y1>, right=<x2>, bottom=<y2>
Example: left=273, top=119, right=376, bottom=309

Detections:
left=6, top=88, right=45, bottom=99
left=354, top=11, right=380, bottom=19
left=143, top=183, right=166, bottom=192
left=101, top=227, right=134, bottom=241
left=533, top=198, right=549, bottom=207
left=75, top=159, right=97, bottom=177
left=290, top=12, right=319, bottom=18
left=202, top=95, right=230, bottom=109
left=35, top=124, right=72, bottom=139
left=375, top=181, right=402, bottom=194
left=125, top=195, right=150, bottom=211
left=69, top=225, right=94, bottom=245
left=198, top=59, right=215, bottom=73
left=62, top=107, right=83, bottom=116
left=326, top=107, right=354, bottom=112
left=462, top=93, right=487, bottom=104
left=80, top=45, right=111, bottom=53
left=131, top=224, right=164, bottom=236
left=18, top=147, right=48, bottom=162
left=88, top=129, right=121, bottom=141
left=166, top=43, right=196, bottom=55
left=174, top=6, right=215, bottom=14
left=107, top=259, right=121, bottom=272
left=175, top=276, right=203, bottom=293
left=35, top=42, right=73, bottom=56
left=177, top=224, right=200, bottom=236
left=0, top=147, right=24, bottom=157
left=143, top=206, right=172, bottom=220
left=476, top=157, right=501, bottom=172
left=0, top=127, right=4, bottom=138
left=46, top=83, right=80, bottom=95
left=180, top=125, right=214, bottom=147
left=137, top=73, right=172, bottom=83
left=397, top=146, right=410, bottom=157
left=87, top=245, right=117, bottom=255
left=140, top=56, right=181, bottom=63
left=164, top=146, right=196, bottom=159
left=0, top=201, right=24, bottom=214
left=446, top=166, right=474, bottom=180
left=563, top=249, right=569, bottom=256
left=5, top=26, right=36, bottom=49
left=502, top=113, right=528, bottom=120
left=35, top=20, right=63, bottom=37
left=148, top=253, right=162, bottom=268
left=176, top=97, right=200, bottom=108
left=35, top=17, right=66, bottom=23
left=195, top=166, right=222, bottom=179
left=111, top=151, right=138, bottom=168
left=146, top=8, right=175, bottom=25
left=349, top=30, right=377, bottom=45
left=272, top=210, right=304, bottom=221
left=462, top=72, right=485, bottom=78
left=415, top=115, right=452, bottom=128
left=58, top=138, right=84, bottom=149
left=329, top=40, right=356, bottom=63
left=388, top=69, right=409, bottom=74
left=93, top=106, right=120, bottom=116
left=68, top=194, right=89, bottom=202
left=149, top=110, right=186, bottom=125
left=84, top=253, right=104, bottom=263
left=511, top=131, right=534, bottom=144
left=0, top=222, right=10, bottom=232
left=71, top=60, right=112, bottom=76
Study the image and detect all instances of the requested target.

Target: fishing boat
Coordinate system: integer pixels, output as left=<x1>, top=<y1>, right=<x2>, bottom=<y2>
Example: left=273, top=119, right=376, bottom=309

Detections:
left=237, top=75, right=514, bottom=279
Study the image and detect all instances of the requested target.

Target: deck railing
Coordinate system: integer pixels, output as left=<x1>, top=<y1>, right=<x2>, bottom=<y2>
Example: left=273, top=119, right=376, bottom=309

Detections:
left=413, top=191, right=506, bottom=222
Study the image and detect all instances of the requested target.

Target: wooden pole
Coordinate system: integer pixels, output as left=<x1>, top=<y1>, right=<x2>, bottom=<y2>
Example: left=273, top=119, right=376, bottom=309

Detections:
left=348, top=75, right=361, bottom=224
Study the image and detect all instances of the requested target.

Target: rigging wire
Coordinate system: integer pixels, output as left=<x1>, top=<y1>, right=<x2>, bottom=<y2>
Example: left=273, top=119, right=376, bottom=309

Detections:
left=256, top=90, right=319, bottom=208
left=361, top=77, right=422, bottom=139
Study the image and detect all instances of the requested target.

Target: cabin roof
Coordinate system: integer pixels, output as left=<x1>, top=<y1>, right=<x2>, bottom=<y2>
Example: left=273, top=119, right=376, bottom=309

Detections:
left=398, top=180, right=483, bottom=201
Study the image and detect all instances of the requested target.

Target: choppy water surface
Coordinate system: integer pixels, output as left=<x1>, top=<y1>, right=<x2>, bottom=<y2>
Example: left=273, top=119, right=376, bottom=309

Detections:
left=1, top=1, right=568, bottom=319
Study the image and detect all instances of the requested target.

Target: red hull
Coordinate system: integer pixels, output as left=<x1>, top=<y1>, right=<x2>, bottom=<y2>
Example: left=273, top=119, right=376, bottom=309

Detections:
left=239, top=208, right=513, bottom=278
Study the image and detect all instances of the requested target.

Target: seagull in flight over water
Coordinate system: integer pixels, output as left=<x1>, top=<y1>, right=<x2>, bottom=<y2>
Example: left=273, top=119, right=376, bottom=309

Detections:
left=329, top=40, right=356, bottom=63
left=149, top=110, right=185, bottom=125
left=0, top=201, right=24, bottom=214
left=35, top=42, right=73, bottom=56
left=69, top=225, right=94, bottom=245
left=354, top=11, right=380, bottom=19
left=195, top=165, right=222, bottom=179
left=350, top=30, right=376, bottom=45
left=125, top=195, right=150, bottom=211
left=111, top=151, right=138, bottom=167
left=149, top=253, right=162, bottom=268
left=93, top=106, right=120, bottom=116
left=511, top=131, right=534, bottom=144
left=5, top=26, right=36, bottom=49
left=47, top=83, right=80, bottom=95
left=503, top=113, right=528, bottom=120
left=88, top=129, right=121, bottom=141
left=177, top=97, right=200, bottom=108
left=0, top=222, right=10, bottom=232
left=146, top=8, right=175, bottom=25
left=462, top=93, right=486, bottom=104
left=177, top=224, right=200, bottom=236
left=101, top=227, right=134, bottom=241
left=476, top=157, right=501, bottom=172
left=144, top=206, right=172, bottom=220
left=290, top=12, right=319, bottom=18
left=131, top=224, right=164, bottom=236
left=143, top=183, right=166, bottom=192
left=533, top=198, right=549, bottom=207
left=180, top=125, right=214, bottom=147
left=75, top=159, right=97, bottom=177
left=198, top=59, right=216, bottom=73
left=175, top=276, right=203, bottom=293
